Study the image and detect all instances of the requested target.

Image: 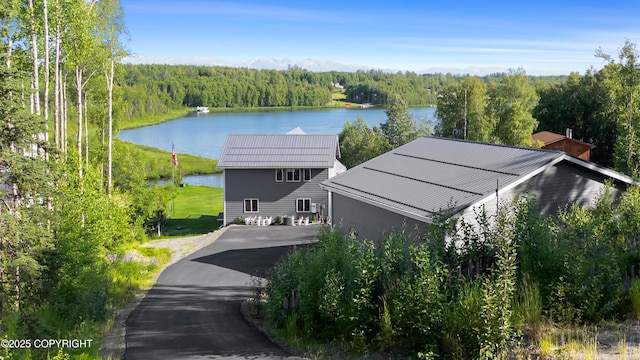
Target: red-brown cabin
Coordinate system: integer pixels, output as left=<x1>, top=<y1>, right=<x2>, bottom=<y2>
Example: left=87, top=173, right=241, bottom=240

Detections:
left=532, top=129, right=594, bottom=162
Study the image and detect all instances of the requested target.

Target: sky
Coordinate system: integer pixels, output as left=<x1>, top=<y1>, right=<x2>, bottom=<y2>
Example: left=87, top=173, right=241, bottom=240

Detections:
left=120, top=0, right=640, bottom=76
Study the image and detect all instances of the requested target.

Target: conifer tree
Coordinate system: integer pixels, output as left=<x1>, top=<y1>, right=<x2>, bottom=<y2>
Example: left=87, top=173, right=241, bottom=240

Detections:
left=0, top=53, right=54, bottom=317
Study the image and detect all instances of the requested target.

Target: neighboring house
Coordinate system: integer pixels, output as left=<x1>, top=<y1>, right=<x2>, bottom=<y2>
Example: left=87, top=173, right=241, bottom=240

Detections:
left=320, top=136, right=634, bottom=242
left=532, top=130, right=594, bottom=162
left=218, top=133, right=345, bottom=225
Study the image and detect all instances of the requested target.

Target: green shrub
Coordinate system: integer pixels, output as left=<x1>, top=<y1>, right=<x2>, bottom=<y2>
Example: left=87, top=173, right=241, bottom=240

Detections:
left=264, top=186, right=640, bottom=358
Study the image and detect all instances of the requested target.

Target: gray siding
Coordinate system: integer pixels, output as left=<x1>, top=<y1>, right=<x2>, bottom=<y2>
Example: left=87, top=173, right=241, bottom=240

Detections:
left=459, top=161, right=628, bottom=231
left=332, top=192, right=427, bottom=245
left=224, top=168, right=329, bottom=225
left=511, top=161, right=627, bottom=215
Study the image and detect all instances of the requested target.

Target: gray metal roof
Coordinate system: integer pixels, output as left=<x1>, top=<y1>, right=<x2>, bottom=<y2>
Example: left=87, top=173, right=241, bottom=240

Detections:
left=321, top=136, right=568, bottom=218
left=218, top=134, right=340, bottom=168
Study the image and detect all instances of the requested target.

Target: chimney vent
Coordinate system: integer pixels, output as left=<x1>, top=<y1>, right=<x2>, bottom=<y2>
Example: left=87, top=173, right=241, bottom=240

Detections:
left=566, top=128, right=573, bottom=139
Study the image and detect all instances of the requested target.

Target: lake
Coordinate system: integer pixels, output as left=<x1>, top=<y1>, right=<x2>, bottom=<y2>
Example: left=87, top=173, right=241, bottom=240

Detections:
left=119, top=107, right=438, bottom=187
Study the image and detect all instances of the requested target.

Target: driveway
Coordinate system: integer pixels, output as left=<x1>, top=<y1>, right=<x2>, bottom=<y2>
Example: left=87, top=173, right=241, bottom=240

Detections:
left=125, top=225, right=320, bottom=359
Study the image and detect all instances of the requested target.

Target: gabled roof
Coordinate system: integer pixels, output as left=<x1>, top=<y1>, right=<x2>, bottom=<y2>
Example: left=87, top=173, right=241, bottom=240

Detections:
left=533, top=131, right=594, bottom=148
left=321, top=136, right=633, bottom=221
left=218, top=134, right=340, bottom=169
left=287, top=127, right=306, bottom=134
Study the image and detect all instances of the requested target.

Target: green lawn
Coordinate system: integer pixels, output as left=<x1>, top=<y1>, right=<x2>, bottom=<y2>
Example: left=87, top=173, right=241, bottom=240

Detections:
left=116, top=139, right=221, bottom=180
left=164, top=185, right=223, bottom=237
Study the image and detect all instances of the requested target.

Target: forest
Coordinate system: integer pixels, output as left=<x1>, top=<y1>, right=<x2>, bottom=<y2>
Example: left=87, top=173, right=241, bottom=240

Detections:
left=119, top=63, right=566, bottom=118
left=0, top=1, right=173, bottom=358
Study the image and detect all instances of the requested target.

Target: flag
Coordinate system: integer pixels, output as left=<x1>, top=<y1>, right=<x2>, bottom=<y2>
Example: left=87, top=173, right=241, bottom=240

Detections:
left=172, top=143, right=178, bottom=167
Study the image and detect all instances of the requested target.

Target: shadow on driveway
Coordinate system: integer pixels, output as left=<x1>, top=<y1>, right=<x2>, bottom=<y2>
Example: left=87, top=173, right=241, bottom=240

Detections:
left=191, top=243, right=314, bottom=278
left=125, top=225, right=319, bottom=360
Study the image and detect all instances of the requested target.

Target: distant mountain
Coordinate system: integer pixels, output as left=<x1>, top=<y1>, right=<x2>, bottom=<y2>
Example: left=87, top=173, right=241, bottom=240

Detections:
left=123, top=55, right=369, bottom=72
left=122, top=55, right=511, bottom=75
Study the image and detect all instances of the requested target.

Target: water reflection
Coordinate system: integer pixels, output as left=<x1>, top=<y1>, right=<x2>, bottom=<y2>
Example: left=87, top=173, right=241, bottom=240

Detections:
left=155, top=174, right=224, bottom=188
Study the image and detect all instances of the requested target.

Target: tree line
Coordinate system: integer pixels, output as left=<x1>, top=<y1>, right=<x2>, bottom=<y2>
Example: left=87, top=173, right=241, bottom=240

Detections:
left=339, top=41, right=639, bottom=179
left=436, top=41, right=640, bottom=176
left=120, top=63, right=566, bottom=119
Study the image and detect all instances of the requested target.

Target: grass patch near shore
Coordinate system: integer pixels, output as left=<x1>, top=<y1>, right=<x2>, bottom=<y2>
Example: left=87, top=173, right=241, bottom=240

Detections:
left=116, top=139, right=220, bottom=180
left=118, top=108, right=193, bottom=130
left=164, top=185, right=223, bottom=237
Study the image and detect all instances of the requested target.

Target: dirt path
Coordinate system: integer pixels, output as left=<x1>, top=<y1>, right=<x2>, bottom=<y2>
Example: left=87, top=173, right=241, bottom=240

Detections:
left=100, top=226, right=231, bottom=359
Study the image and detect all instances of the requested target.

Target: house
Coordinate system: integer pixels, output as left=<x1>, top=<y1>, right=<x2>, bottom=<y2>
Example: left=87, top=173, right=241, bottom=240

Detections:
left=218, top=133, right=345, bottom=225
left=532, top=129, right=593, bottom=161
left=320, top=136, right=634, bottom=242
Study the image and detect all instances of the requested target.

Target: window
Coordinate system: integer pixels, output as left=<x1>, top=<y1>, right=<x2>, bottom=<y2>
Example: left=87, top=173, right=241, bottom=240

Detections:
left=296, top=198, right=311, bottom=212
left=303, top=168, right=312, bottom=181
left=286, top=168, right=301, bottom=182
left=275, top=169, right=284, bottom=182
left=244, top=198, right=259, bottom=213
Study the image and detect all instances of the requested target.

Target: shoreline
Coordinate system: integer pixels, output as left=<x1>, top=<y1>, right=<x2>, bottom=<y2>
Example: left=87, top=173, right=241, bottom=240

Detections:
left=118, top=104, right=437, bottom=131
left=117, top=105, right=437, bottom=179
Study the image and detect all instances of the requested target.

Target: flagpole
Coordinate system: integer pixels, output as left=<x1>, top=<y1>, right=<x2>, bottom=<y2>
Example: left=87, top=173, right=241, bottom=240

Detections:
left=172, top=142, right=178, bottom=217
left=172, top=165, right=175, bottom=216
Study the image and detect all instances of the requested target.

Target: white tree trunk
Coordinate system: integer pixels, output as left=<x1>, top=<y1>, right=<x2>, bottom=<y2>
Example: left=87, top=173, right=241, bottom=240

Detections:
left=54, top=1, right=61, bottom=150
left=63, top=74, right=68, bottom=155
left=28, top=0, right=40, bottom=116
left=6, top=37, right=12, bottom=68
left=43, top=0, right=50, bottom=143
left=107, top=59, right=114, bottom=196
left=76, top=66, right=83, bottom=178
left=84, top=92, right=89, bottom=167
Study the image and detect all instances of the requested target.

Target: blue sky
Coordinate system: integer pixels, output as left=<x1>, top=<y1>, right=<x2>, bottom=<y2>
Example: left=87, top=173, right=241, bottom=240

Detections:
left=121, top=0, right=640, bottom=75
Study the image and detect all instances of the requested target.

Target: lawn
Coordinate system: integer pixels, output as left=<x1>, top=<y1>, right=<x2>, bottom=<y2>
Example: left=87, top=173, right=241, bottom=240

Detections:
left=116, top=139, right=221, bottom=180
left=163, top=185, right=223, bottom=237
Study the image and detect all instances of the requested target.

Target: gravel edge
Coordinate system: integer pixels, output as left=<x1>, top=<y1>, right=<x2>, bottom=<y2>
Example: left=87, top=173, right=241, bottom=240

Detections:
left=100, top=226, right=232, bottom=359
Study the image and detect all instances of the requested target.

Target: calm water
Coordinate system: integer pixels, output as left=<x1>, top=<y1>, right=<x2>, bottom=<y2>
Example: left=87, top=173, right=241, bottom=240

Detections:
left=119, top=107, right=437, bottom=187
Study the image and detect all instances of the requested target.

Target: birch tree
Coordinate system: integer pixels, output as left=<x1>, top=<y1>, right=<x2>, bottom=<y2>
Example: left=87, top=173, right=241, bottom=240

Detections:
left=27, top=0, right=40, bottom=116
left=96, top=0, right=127, bottom=195
left=64, top=0, right=100, bottom=177
left=42, top=0, right=50, bottom=144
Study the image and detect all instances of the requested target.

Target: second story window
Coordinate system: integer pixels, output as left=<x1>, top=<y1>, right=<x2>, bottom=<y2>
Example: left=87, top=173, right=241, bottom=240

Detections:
left=286, top=168, right=301, bottom=182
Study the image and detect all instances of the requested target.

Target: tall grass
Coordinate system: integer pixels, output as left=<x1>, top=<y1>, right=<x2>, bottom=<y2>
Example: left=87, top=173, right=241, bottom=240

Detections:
left=116, top=140, right=220, bottom=180
left=117, top=108, right=192, bottom=130
left=630, top=279, right=640, bottom=319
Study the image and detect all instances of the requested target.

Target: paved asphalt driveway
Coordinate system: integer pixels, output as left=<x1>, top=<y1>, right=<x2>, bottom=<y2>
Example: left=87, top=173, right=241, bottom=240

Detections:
left=125, top=225, right=320, bottom=360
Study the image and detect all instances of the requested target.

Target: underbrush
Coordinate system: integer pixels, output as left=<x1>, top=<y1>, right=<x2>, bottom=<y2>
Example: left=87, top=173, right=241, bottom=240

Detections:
left=261, top=187, right=640, bottom=359
left=1, top=243, right=172, bottom=359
